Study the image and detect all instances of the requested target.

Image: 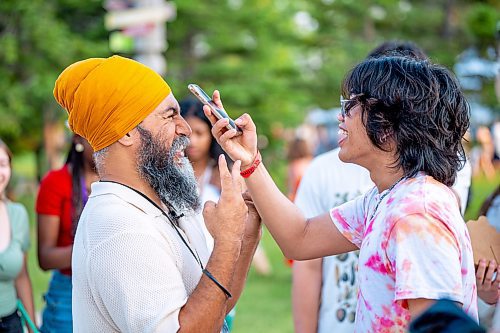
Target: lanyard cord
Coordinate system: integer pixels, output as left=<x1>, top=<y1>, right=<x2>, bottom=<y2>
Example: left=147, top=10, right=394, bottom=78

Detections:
left=99, top=180, right=232, bottom=298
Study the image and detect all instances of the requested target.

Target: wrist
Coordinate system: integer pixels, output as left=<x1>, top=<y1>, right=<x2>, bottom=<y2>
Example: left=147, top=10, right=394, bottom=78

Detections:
left=483, top=297, right=498, bottom=306
left=242, top=233, right=261, bottom=250
left=240, top=151, right=261, bottom=178
left=240, top=150, right=259, bottom=171
left=478, top=291, right=498, bottom=305
left=214, top=239, right=243, bottom=252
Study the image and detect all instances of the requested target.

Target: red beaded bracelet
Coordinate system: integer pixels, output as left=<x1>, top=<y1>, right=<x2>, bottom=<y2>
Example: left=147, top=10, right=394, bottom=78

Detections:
left=240, top=151, right=261, bottom=178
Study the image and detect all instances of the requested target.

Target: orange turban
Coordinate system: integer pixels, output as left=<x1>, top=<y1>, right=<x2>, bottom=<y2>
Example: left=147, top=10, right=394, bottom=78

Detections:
left=54, top=55, right=171, bottom=151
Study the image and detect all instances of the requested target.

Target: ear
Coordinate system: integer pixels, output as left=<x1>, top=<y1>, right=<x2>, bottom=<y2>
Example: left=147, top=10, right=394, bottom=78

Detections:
left=117, top=129, right=137, bottom=147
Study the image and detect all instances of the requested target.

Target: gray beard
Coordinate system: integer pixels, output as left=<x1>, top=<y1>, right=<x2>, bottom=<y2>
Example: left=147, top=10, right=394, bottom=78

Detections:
left=136, top=126, right=201, bottom=214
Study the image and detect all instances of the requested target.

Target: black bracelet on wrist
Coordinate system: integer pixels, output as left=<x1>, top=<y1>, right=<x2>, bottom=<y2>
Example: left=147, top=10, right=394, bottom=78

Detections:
left=202, top=269, right=232, bottom=299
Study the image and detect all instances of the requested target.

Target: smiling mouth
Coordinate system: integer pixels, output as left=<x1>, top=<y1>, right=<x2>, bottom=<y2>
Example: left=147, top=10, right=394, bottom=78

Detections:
left=174, top=148, right=189, bottom=165
left=338, top=128, right=348, bottom=145
left=338, top=128, right=348, bottom=136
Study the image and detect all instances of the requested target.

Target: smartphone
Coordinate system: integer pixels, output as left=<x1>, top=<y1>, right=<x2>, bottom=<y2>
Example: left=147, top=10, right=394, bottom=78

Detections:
left=188, top=84, right=241, bottom=133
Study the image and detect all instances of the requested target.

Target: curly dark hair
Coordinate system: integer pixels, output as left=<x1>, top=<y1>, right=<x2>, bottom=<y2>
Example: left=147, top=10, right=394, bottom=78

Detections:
left=341, top=56, right=470, bottom=186
left=367, top=40, right=428, bottom=60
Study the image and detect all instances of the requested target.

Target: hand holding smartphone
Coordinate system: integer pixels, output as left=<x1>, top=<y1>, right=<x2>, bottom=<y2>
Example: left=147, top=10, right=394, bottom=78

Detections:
left=188, top=84, right=242, bottom=133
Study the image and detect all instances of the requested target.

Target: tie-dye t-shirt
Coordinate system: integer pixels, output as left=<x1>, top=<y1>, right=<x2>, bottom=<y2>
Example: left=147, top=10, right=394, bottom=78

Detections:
left=330, top=172, right=478, bottom=332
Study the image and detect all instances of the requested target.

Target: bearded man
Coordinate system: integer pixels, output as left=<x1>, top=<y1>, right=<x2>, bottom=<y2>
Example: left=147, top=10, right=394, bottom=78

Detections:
left=53, top=55, right=261, bottom=332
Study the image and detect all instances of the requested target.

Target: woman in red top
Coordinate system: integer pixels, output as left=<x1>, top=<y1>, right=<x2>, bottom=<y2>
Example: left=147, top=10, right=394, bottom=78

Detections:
left=36, top=135, right=98, bottom=332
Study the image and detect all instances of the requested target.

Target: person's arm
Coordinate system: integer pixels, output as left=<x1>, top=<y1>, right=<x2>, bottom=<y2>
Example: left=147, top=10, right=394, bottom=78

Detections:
left=407, top=298, right=437, bottom=320
left=15, top=255, right=37, bottom=332
left=203, top=92, right=356, bottom=260
left=36, top=171, right=72, bottom=270
left=224, top=192, right=261, bottom=312
left=240, top=162, right=357, bottom=260
left=37, top=214, right=72, bottom=270
left=292, top=258, right=322, bottom=333
left=178, top=240, right=242, bottom=332
left=178, top=157, right=250, bottom=331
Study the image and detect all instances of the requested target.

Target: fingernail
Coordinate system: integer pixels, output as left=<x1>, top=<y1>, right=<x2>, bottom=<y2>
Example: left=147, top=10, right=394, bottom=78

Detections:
left=235, top=118, right=242, bottom=124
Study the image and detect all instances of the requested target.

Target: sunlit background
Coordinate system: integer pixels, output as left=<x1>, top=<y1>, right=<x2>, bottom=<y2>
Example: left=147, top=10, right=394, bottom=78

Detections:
left=1, top=1, right=499, bottom=332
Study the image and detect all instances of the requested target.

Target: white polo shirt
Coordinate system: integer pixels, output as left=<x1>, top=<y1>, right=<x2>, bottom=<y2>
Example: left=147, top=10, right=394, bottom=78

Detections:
left=72, top=182, right=210, bottom=333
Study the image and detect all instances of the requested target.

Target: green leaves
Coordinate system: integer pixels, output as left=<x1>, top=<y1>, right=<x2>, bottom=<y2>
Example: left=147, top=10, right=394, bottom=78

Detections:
left=0, top=0, right=109, bottom=151
left=0, top=0, right=497, bottom=157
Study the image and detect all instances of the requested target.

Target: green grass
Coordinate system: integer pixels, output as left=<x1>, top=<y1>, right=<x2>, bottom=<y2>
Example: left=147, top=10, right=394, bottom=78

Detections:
left=231, top=232, right=293, bottom=333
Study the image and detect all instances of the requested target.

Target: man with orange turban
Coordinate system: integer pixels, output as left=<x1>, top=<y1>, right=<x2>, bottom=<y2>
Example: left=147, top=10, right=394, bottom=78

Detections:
left=54, top=55, right=262, bottom=332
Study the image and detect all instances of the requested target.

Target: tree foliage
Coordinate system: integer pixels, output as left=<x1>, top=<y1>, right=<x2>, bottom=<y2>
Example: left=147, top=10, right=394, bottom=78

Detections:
left=0, top=0, right=498, bottom=157
left=0, top=0, right=108, bottom=152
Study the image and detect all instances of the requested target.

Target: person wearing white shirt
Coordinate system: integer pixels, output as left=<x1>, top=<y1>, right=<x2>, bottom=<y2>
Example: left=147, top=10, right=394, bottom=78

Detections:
left=53, top=55, right=261, bottom=333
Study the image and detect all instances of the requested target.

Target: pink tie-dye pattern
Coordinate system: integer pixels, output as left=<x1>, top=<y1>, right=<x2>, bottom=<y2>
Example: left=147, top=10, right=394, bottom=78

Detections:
left=330, top=173, right=478, bottom=332
left=401, top=259, right=412, bottom=272
left=365, top=253, right=390, bottom=274
left=330, top=208, right=363, bottom=245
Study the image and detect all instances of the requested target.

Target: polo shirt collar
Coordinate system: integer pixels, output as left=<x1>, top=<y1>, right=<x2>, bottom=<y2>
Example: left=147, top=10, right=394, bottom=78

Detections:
left=89, top=181, right=166, bottom=218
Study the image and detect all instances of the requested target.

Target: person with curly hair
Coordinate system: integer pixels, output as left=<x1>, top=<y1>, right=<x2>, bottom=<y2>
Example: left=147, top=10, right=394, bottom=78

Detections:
left=206, top=55, right=477, bottom=331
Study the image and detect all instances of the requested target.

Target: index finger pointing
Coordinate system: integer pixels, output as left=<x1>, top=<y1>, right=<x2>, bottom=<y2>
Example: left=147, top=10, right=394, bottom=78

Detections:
left=218, top=154, right=233, bottom=199
left=231, top=160, right=243, bottom=193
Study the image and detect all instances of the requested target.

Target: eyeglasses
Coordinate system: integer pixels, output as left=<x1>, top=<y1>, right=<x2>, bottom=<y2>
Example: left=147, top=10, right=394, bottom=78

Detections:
left=340, top=96, right=357, bottom=118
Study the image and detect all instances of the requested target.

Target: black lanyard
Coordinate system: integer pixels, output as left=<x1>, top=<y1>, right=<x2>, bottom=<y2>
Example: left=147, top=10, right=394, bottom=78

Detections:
left=100, top=180, right=203, bottom=268
left=99, top=180, right=232, bottom=298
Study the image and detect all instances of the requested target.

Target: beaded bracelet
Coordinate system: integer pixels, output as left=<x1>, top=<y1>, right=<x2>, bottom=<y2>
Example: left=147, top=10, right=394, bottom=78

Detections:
left=240, top=151, right=261, bottom=178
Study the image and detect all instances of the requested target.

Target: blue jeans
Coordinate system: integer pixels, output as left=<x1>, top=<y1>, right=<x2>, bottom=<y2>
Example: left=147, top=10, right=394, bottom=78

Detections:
left=41, top=271, right=72, bottom=333
left=0, top=310, right=22, bottom=333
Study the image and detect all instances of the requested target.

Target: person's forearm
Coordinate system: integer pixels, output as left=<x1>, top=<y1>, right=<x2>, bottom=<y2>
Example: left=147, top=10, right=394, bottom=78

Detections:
left=38, top=245, right=72, bottom=270
left=244, top=163, right=309, bottom=258
left=292, top=260, right=322, bottom=333
left=226, top=236, right=260, bottom=311
left=178, top=240, right=241, bottom=332
left=15, top=272, right=36, bottom=331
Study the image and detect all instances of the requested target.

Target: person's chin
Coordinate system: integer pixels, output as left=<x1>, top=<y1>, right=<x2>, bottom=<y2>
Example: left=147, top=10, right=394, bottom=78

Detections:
left=338, top=149, right=349, bottom=163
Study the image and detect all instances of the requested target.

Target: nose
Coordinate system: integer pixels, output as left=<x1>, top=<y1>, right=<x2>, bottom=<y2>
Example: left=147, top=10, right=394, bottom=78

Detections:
left=337, top=112, right=344, bottom=122
left=177, top=116, right=192, bottom=137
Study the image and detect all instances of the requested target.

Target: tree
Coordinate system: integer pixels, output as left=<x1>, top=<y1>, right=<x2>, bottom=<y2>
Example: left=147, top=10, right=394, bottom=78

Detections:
left=0, top=0, right=108, bottom=176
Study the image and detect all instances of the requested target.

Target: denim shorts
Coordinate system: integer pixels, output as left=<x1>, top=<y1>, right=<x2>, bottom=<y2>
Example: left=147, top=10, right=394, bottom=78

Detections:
left=40, top=271, right=72, bottom=333
left=0, top=310, right=23, bottom=333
